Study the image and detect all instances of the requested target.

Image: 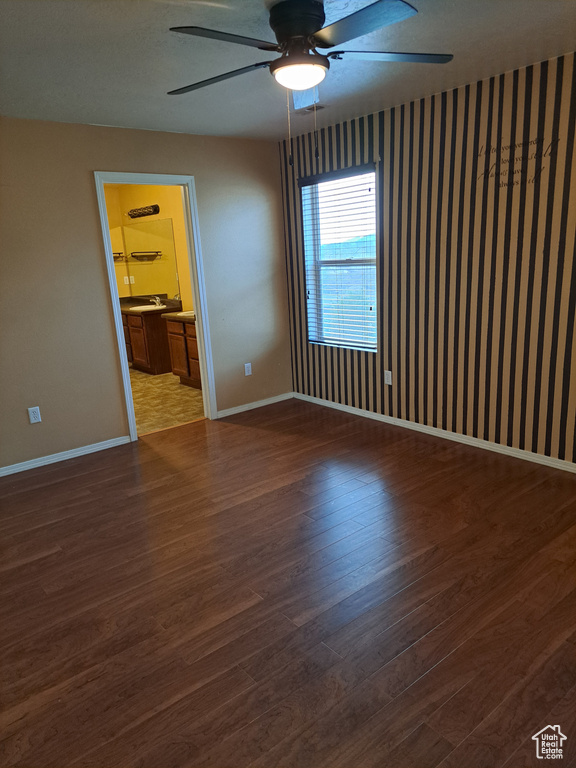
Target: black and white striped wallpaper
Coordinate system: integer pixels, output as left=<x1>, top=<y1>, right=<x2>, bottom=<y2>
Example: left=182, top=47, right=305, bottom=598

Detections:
left=280, top=52, right=576, bottom=463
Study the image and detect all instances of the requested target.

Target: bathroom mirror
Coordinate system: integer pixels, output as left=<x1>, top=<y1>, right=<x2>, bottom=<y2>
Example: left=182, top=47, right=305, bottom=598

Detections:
left=113, top=218, right=180, bottom=298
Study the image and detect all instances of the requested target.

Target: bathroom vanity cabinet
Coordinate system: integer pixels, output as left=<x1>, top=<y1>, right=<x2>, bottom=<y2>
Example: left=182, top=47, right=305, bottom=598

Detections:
left=163, top=316, right=202, bottom=389
left=121, top=310, right=173, bottom=375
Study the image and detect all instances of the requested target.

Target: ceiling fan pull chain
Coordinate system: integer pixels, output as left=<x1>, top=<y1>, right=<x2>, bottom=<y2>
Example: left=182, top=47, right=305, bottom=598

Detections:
left=287, top=89, right=294, bottom=167
left=313, top=100, right=319, bottom=165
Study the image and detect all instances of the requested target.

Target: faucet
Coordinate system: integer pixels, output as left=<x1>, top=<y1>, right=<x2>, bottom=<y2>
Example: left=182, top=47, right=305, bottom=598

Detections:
left=149, top=296, right=162, bottom=306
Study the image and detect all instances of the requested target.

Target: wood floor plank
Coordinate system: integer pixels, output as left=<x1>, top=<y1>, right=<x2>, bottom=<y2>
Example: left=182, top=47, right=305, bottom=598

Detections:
left=375, top=550, right=564, bottom=699
left=176, top=609, right=297, bottom=671
left=73, top=664, right=256, bottom=768
left=249, top=671, right=394, bottom=768
left=280, top=640, right=475, bottom=768
left=175, top=651, right=394, bottom=768
left=0, top=399, right=575, bottom=768
left=279, top=538, right=440, bottom=626
left=335, top=586, right=574, bottom=768
left=221, top=515, right=366, bottom=579
left=305, top=479, right=391, bottom=520
left=381, top=723, right=454, bottom=768
left=501, top=683, right=576, bottom=767
left=181, top=642, right=341, bottom=752
left=247, top=524, right=396, bottom=600
left=438, top=641, right=576, bottom=768
left=426, top=581, right=576, bottom=746
left=0, top=608, right=164, bottom=709
left=238, top=620, right=333, bottom=681
left=0, top=558, right=236, bottom=648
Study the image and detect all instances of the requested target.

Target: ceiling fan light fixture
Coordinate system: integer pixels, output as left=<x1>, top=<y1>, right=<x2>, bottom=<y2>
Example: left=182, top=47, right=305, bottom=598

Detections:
left=270, top=52, right=329, bottom=90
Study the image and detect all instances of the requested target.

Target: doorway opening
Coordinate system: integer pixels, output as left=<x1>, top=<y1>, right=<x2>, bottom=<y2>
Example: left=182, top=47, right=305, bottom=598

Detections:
left=94, top=172, right=216, bottom=441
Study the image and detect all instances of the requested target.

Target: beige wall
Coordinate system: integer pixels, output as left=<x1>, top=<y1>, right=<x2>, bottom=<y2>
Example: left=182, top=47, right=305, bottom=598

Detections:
left=0, top=117, right=292, bottom=469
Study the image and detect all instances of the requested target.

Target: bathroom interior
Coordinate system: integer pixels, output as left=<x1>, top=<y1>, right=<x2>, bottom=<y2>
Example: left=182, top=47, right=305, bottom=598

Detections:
left=104, top=183, right=205, bottom=435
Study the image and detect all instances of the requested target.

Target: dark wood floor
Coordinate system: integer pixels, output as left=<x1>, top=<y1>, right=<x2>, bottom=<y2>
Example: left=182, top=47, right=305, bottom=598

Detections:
left=1, top=400, right=576, bottom=768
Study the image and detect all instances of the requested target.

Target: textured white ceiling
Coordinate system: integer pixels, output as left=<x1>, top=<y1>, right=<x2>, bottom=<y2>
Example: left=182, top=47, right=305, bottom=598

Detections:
left=1, top=0, right=575, bottom=140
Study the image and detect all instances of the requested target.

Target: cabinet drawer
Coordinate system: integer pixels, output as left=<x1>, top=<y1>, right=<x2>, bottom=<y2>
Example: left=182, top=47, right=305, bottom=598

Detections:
left=185, top=323, right=197, bottom=339
left=127, top=314, right=143, bottom=328
left=166, top=320, right=185, bottom=335
left=186, top=336, right=198, bottom=360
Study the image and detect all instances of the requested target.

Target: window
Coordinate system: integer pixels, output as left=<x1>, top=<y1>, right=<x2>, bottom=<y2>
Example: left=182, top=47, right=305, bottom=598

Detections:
left=301, top=166, right=377, bottom=351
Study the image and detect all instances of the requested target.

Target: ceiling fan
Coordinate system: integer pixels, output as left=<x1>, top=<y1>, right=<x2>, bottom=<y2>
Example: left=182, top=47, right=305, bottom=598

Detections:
left=168, top=0, right=453, bottom=94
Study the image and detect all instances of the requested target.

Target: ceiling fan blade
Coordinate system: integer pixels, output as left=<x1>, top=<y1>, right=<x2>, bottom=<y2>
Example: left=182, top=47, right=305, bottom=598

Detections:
left=170, top=26, right=279, bottom=51
left=328, top=50, right=453, bottom=64
left=313, top=0, right=417, bottom=49
left=167, top=61, right=273, bottom=95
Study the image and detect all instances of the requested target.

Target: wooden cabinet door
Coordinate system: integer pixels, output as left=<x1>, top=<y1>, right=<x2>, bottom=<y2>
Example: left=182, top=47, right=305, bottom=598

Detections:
left=168, top=333, right=190, bottom=378
left=129, top=327, right=149, bottom=368
left=186, top=336, right=199, bottom=360
left=185, top=330, right=201, bottom=388
left=188, top=358, right=201, bottom=383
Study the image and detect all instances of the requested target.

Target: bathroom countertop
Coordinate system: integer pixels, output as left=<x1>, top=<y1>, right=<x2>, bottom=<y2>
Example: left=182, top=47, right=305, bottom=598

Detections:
left=120, top=298, right=182, bottom=315
left=161, top=311, right=196, bottom=324
left=121, top=306, right=168, bottom=316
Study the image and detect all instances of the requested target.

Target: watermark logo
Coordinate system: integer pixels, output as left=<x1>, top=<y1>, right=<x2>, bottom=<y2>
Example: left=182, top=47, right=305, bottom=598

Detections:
left=532, top=725, right=567, bottom=760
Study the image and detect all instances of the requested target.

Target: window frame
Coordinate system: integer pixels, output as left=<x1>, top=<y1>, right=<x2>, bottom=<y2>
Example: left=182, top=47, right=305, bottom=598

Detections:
left=299, top=163, right=378, bottom=353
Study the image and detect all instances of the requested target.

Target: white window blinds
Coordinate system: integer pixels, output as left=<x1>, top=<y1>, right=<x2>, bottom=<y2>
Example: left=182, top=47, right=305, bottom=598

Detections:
left=301, top=168, right=377, bottom=351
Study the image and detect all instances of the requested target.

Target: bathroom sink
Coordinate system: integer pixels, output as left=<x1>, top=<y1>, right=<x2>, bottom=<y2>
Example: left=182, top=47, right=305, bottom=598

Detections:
left=129, top=304, right=166, bottom=311
left=177, top=311, right=196, bottom=318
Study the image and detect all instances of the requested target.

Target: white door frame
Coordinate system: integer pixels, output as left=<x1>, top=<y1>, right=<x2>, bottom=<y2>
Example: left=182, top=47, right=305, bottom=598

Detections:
left=94, top=171, right=217, bottom=441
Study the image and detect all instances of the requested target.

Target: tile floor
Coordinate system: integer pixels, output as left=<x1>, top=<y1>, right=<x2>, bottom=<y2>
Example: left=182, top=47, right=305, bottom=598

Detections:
left=129, top=367, right=205, bottom=434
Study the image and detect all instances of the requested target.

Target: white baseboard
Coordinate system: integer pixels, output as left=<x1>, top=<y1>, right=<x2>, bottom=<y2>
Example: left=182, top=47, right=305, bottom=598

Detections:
left=0, top=436, right=132, bottom=477
left=294, top=393, right=576, bottom=475
left=216, top=392, right=295, bottom=419
left=3, top=396, right=572, bottom=477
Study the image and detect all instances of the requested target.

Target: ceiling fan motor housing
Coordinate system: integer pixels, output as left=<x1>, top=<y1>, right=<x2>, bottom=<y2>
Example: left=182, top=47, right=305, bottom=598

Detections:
left=269, top=0, right=326, bottom=45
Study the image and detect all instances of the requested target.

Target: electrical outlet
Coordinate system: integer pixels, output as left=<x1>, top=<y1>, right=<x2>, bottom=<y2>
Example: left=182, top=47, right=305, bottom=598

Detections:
left=28, top=406, right=42, bottom=424
left=384, top=370, right=392, bottom=385
left=129, top=276, right=135, bottom=284
left=123, top=276, right=129, bottom=285
left=244, top=363, right=252, bottom=376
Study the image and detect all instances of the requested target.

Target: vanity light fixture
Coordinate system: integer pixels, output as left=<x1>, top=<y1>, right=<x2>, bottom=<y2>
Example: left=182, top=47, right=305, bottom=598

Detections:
left=127, top=204, right=160, bottom=219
